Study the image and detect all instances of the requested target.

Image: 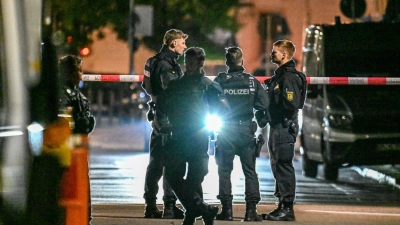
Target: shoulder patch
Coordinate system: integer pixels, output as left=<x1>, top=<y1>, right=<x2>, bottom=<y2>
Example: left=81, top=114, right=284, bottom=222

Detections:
left=144, top=58, right=151, bottom=77
left=287, top=91, right=294, bottom=101
left=144, top=56, right=158, bottom=77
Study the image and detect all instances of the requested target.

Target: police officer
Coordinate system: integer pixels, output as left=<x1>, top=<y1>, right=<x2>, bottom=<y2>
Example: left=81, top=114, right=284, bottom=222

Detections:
left=214, top=47, right=270, bottom=222
left=141, top=29, right=187, bottom=219
left=59, top=55, right=96, bottom=224
left=157, top=47, right=229, bottom=225
left=60, top=55, right=95, bottom=135
left=264, top=40, right=307, bottom=221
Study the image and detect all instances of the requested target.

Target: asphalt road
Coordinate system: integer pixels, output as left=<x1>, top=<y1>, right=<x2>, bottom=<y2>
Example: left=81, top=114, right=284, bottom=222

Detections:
left=88, top=118, right=400, bottom=225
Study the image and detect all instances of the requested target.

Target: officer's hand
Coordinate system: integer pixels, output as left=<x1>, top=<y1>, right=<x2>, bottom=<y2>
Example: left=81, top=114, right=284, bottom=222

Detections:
left=74, top=117, right=91, bottom=134
left=255, top=110, right=270, bottom=128
left=146, top=109, right=155, bottom=122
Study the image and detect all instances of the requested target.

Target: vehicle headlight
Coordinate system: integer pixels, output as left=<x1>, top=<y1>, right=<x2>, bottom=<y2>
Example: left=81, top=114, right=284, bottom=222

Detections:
left=327, top=114, right=352, bottom=130
left=206, top=114, right=222, bottom=132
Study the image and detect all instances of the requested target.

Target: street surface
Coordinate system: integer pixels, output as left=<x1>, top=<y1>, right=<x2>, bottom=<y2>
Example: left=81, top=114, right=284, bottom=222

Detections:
left=88, top=118, right=400, bottom=224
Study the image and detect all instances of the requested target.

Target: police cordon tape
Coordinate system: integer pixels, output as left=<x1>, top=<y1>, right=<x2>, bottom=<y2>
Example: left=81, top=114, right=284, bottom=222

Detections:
left=82, top=74, right=400, bottom=85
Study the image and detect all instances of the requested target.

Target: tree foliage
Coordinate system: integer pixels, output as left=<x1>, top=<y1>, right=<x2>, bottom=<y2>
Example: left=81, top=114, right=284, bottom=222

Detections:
left=51, top=0, right=239, bottom=54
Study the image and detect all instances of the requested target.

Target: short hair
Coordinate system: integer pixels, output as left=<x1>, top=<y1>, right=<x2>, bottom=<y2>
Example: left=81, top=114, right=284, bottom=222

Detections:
left=184, top=47, right=205, bottom=69
left=163, top=29, right=188, bottom=46
left=225, top=46, right=243, bottom=67
left=59, top=55, right=82, bottom=79
left=273, top=39, right=296, bottom=58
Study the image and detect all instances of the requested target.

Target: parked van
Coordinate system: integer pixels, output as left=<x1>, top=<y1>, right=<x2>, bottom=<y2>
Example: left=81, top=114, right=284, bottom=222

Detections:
left=300, top=21, right=400, bottom=180
left=0, top=0, right=60, bottom=224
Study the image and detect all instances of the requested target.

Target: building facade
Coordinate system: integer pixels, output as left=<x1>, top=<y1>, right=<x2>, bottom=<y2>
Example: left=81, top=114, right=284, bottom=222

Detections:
left=81, top=0, right=388, bottom=75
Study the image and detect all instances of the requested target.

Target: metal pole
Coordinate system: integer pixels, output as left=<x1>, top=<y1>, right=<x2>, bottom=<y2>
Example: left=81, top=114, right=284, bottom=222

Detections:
left=128, top=0, right=135, bottom=74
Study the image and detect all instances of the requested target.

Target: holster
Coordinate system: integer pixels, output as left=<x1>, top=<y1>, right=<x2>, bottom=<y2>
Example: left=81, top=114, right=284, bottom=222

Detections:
left=284, top=118, right=299, bottom=136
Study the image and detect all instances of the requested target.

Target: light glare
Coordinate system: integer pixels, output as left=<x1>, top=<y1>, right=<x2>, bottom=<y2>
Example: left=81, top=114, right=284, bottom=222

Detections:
left=206, top=115, right=222, bottom=132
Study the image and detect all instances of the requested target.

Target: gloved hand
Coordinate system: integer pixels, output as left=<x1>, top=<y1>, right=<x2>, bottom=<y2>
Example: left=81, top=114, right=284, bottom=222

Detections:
left=255, top=110, right=270, bottom=128
left=74, top=116, right=91, bottom=134
left=146, top=102, right=156, bottom=122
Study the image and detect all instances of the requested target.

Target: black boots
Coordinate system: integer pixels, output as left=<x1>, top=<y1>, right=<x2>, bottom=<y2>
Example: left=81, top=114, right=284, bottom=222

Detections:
left=215, top=200, right=233, bottom=221
left=265, top=201, right=295, bottom=221
left=243, top=201, right=262, bottom=222
left=202, top=203, right=219, bottom=225
left=262, top=200, right=282, bottom=220
left=181, top=203, right=218, bottom=225
left=143, top=202, right=162, bottom=218
left=163, top=201, right=184, bottom=219
left=144, top=201, right=184, bottom=219
left=180, top=203, right=218, bottom=225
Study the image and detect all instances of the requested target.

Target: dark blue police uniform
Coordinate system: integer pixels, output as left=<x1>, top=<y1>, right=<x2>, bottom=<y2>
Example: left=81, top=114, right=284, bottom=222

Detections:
left=157, top=71, right=229, bottom=224
left=265, top=59, right=306, bottom=221
left=141, top=45, right=184, bottom=218
left=214, top=65, right=269, bottom=221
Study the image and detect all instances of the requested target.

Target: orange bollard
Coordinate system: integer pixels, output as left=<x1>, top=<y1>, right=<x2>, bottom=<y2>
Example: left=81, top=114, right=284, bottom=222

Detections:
left=59, top=134, right=90, bottom=225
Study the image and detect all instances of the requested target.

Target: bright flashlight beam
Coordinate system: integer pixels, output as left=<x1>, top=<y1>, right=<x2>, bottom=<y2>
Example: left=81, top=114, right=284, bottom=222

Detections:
left=206, top=115, right=222, bottom=132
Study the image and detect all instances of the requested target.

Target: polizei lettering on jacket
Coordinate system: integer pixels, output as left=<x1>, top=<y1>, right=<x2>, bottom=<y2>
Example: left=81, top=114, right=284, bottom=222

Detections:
left=223, top=89, right=250, bottom=95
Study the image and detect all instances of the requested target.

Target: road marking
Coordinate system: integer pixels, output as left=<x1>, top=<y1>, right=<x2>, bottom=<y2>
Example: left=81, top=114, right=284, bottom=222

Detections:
left=330, top=183, right=351, bottom=195
left=305, top=210, right=400, bottom=217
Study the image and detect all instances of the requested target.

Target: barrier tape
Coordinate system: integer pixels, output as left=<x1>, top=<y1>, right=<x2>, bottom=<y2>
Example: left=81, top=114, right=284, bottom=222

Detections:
left=82, top=74, right=400, bottom=85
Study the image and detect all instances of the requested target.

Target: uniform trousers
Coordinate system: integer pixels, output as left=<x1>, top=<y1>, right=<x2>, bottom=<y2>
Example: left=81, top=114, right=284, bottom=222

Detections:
left=215, top=120, right=261, bottom=202
left=164, top=129, right=209, bottom=216
left=143, top=127, right=176, bottom=203
left=268, top=126, right=296, bottom=203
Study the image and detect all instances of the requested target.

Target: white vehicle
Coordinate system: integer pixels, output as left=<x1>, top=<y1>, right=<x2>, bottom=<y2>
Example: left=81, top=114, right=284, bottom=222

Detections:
left=301, top=20, right=400, bottom=181
left=1, top=0, right=60, bottom=223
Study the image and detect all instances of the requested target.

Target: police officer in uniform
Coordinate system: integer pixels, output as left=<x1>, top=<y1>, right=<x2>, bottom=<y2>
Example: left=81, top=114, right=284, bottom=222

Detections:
left=157, top=47, right=229, bottom=225
left=59, top=55, right=95, bottom=134
left=59, top=55, right=96, bottom=224
left=141, top=29, right=187, bottom=219
left=264, top=40, right=307, bottom=221
left=214, top=47, right=270, bottom=222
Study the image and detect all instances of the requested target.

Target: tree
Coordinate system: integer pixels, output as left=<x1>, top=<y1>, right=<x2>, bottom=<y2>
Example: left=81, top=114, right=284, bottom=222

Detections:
left=51, top=0, right=239, bottom=56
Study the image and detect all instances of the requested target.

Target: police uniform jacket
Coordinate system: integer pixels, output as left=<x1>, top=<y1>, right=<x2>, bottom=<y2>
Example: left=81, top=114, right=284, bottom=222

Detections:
left=142, top=45, right=184, bottom=102
left=61, top=83, right=95, bottom=134
left=157, top=72, right=229, bottom=134
left=214, top=65, right=269, bottom=122
left=266, top=59, right=304, bottom=126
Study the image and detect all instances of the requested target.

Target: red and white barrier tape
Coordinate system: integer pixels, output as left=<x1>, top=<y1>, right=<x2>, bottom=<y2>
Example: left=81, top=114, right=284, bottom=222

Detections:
left=306, top=77, right=400, bottom=85
left=82, top=74, right=400, bottom=85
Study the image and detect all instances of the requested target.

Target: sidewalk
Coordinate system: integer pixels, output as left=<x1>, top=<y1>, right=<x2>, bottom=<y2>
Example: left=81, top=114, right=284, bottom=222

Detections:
left=91, top=203, right=400, bottom=225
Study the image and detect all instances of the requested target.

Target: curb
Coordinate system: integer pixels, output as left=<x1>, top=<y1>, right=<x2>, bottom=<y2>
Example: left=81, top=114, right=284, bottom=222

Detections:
left=352, top=166, right=400, bottom=190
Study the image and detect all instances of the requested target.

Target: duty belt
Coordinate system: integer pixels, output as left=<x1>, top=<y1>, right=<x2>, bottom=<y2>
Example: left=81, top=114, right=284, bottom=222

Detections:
left=271, top=119, right=297, bottom=129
